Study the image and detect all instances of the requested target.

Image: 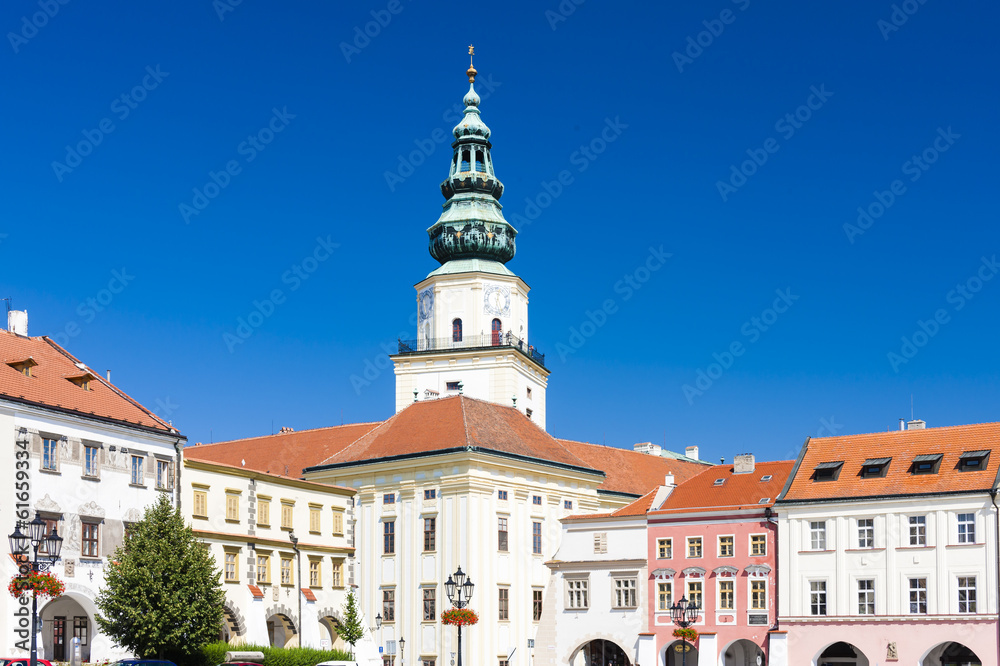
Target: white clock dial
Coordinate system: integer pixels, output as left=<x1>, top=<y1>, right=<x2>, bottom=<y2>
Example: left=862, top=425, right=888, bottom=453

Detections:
left=483, top=284, right=510, bottom=316
left=418, top=289, right=434, bottom=322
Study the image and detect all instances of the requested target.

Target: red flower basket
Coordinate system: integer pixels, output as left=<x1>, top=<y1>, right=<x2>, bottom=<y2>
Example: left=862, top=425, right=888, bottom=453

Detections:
left=672, top=627, right=698, bottom=643
left=440, top=607, right=479, bottom=626
left=8, top=571, right=66, bottom=600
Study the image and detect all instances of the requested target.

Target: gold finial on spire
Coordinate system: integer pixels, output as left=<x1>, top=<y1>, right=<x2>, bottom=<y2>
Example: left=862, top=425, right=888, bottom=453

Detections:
left=467, top=44, right=477, bottom=83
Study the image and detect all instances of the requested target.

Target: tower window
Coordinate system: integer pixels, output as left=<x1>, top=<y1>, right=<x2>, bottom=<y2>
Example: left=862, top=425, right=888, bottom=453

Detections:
left=461, top=150, right=470, bottom=171
left=492, top=318, right=502, bottom=346
left=474, top=150, right=484, bottom=172
left=453, top=318, right=463, bottom=342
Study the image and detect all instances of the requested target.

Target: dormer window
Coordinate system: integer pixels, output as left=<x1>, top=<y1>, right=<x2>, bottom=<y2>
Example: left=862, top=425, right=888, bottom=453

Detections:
left=860, top=457, right=891, bottom=478
left=812, top=461, right=844, bottom=482
left=67, top=372, right=96, bottom=391
left=911, top=453, right=943, bottom=475
left=958, top=450, right=990, bottom=472
left=7, top=358, right=38, bottom=377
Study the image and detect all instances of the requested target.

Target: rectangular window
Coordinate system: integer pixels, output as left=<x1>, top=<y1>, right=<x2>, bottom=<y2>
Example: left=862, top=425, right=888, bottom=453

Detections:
left=687, top=537, right=702, bottom=558
left=226, top=495, right=239, bottom=522
left=257, top=555, right=270, bottom=584
left=38, top=519, right=60, bottom=555
left=498, top=517, right=509, bottom=551
left=719, top=580, right=734, bottom=610
left=73, top=617, right=88, bottom=646
left=563, top=500, right=573, bottom=510
left=42, top=438, right=58, bottom=471
left=718, top=535, right=734, bottom=557
left=533, top=589, right=543, bottom=621
left=424, top=517, right=436, bottom=552
left=332, top=510, right=344, bottom=535
left=751, top=580, right=766, bottom=610
left=810, top=581, right=827, bottom=616
left=332, top=561, right=343, bottom=587
left=193, top=490, right=208, bottom=518
left=858, top=579, right=875, bottom=615
left=130, top=455, right=144, bottom=485
left=224, top=552, right=237, bottom=582
left=958, top=513, right=975, bottom=544
left=750, top=534, right=766, bottom=556
left=498, top=588, right=509, bottom=620
left=309, top=507, right=321, bottom=533
left=281, top=503, right=293, bottom=529
left=384, top=521, right=395, bottom=554
left=383, top=589, right=395, bottom=621
left=423, top=661, right=435, bottom=666
left=810, top=521, right=827, bottom=550
left=532, top=521, right=542, bottom=555
left=155, top=460, right=171, bottom=490
left=593, top=532, right=607, bottom=554
left=309, top=560, right=320, bottom=587
left=858, top=519, right=874, bottom=548
left=424, top=489, right=436, bottom=500
left=498, top=489, right=508, bottom=500
left=280, top=557, right=293, bottom=585
left=909, top=578, right=928, bottom=613
left=84, top=445, right=99, bottom=477
left=658, top=582, right=672, bottom=611
left=258, top=500, right=270, bottom=526
left=566, top=579, right=588, bottom=609
left=532, top=495, right=542, bottom=506
left=958, top=576, right=977, bottom=613
left=687, top=581, right=702, bottom=609
left=909, top=516, right=927, bottom=546
left=422, top=588, right=436, bottom=621
left=613, top=578, right=637, bottom=609
left=657, top=538, right=672, bottom=559
left=81, top=522, right=99, bottom=558
left=384, top=493, right=396, bottom=504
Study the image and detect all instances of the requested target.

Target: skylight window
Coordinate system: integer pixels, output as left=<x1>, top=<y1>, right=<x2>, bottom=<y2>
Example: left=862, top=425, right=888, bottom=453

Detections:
left=812, top=461, right=844, bottom=482
left=910, top=453, right=943, bottom=475
left=958, top=450, right=989, bottom=472
left=760, top=475, right=772, bottom=483
left=758, top=498, right=770, bottom=504
left=714, top=478, right=725, bottom=486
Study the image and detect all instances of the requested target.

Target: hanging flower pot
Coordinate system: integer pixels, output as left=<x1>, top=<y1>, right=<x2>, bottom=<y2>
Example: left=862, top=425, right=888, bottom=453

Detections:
left=440, top=607, right=479, bottom=626
left=672, top=627, right=698, bottom=644
left=8, top=570, right=66, bottom=600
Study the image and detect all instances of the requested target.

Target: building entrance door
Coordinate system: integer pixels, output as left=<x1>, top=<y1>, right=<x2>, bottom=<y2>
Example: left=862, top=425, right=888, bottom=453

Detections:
left=52, top=616, right=66, bottom=661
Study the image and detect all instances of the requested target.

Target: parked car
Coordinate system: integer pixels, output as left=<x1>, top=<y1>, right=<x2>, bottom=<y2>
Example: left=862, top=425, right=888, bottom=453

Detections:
left=315, top=661, right=359, bottom=666
left=1, top=659, right=55, bottom=666
left=111, top=660, right=177, bottom=666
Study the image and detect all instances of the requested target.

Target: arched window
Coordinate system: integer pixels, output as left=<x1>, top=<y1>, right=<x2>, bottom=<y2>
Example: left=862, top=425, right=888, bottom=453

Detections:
left=492, top=318, right=502, bottom=346
left=452, top=318, right=463, bottom=342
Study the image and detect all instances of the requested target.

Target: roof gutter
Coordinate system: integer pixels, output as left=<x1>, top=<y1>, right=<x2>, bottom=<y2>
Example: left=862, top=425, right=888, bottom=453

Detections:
left=0, top=393, right=183, bottom=439
left=775, top=487, right=997, bottom=506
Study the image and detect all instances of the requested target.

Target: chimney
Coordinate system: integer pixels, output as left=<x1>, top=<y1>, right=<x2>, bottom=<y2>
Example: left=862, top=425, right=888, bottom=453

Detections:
left=651, top=473, right=677, bottom=510
left=734, top=453, right=755, bottom=474
left=634, top=442, right=662, bottom=456
left=685, top=445, right=699, bottom=461
left=279, top=426, right=295, bottom=434
left=664, top=472, right=674, bottom=487
left=907, top=419, right=926, bottom=430
left=7, top=310, right=27, bottom=336
left=899, top=418, right=905, bottom=431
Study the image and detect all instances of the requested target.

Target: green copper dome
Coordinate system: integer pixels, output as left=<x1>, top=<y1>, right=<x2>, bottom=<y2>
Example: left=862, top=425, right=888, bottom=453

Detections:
left=428, top=55, right=517, bottom=266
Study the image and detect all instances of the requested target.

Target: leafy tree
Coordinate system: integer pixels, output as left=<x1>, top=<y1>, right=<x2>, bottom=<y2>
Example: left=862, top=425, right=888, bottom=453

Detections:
left=95, top=494, right=225, bottom=659
left=338, top=590, right=366, bottom=657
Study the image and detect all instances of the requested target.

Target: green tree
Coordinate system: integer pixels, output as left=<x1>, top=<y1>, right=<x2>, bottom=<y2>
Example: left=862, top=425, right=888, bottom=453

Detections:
left=95, top=494, right=225, bottom=659
left=338, top=590, right=366, bottom=658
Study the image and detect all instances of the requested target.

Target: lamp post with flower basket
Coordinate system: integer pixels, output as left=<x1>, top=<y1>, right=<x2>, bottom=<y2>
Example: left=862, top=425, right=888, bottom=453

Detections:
left=8, top=514, right=64, bottom=666
left=668, top=596, right=700, bottom=666
left=442, top=566, right=476, bottom=666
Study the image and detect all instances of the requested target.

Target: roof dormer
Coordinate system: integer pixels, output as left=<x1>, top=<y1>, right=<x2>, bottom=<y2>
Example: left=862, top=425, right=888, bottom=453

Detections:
left=67, top=372, right=97, bottom=391
left=6, top=357, right=38, bottom=377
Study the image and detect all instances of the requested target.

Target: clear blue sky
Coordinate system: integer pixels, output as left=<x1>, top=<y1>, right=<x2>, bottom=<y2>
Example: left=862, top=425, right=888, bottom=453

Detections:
left=3, top=0, right=998, bottom=463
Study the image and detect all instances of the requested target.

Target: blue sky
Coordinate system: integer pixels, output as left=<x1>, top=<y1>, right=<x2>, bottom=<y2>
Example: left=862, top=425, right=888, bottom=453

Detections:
left=2, top=0, right=998, bottom=464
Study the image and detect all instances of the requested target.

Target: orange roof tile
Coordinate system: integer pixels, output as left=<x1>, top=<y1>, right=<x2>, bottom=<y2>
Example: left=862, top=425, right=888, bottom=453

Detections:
left=563, top=487, right=661, bottom=521
left=301, top=588, right=317, bottom=601
left=184, top=421, right=381, bottom=478
left=557, top=439, right=710, bottom=497
left=248, top=584, right=264, bottom=599
left=651, top=460, right=795, bottom=515
left=778, top=422, right=1000, bottom=503
left=0, top=330, right=175, bottom=433
left=310, top=396, right=598, bottom=473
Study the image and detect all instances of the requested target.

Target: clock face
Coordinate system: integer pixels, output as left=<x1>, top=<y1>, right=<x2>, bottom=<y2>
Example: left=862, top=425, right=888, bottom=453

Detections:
left=418, top=289, right=434, bottom=322
left=483, top=284, right=511, bottom=316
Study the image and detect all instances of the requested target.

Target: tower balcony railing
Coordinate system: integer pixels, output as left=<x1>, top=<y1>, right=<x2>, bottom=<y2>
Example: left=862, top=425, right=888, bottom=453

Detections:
left=397, top=333, right=546, bottom=368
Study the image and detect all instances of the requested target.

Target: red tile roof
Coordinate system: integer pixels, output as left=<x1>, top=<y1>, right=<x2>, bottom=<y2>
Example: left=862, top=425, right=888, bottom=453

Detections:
left=301, top=588, right=317, bottom=601
left=0, top=330, right=175, bottom=433
left=650, top=460, right=795, bottom=515
left=248, top=584, right=264, bottom=599
left=557, top=439, right=710, bottom=497
left=779, top=422, right=1000, bottom=502
left=184, top=421, right=380, bottom=478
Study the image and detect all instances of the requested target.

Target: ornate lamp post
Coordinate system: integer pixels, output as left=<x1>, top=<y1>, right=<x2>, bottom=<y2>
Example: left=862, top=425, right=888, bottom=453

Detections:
left=9, top=515, right=63, bottom=666
left=375, top=613, right=382, bottom=663
left=668, top=596, right=700, bottom=666
left=399, top=637, right=405, bottom=666
left=444, top=566, right=475, bottom=666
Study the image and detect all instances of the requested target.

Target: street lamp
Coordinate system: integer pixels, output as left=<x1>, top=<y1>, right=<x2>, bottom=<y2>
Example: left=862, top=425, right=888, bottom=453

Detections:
left=668, top=596, right=700, bottom=666
left=289, top=532, right=301, bottom=647
left=444, top=566, right=474, bottom=666
left=9, top=515, right=63, bottom=666
left=375, top=614, right=382, bottom=664
left=399, top=637, right=405, bottom=666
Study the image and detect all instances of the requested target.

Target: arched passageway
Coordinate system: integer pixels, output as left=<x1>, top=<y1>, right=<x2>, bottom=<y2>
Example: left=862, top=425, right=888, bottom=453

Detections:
left=922, top=642, right=982, bottom=666
left=39, top=594, right=95, bottom=662
left=817, top=642, right=869, bottom=666
left=722, top=639, right=764, bottom=666
left=664, top=640, right=698, bottom=666
left=570, top=639, right=631, bottom=666
left=319, top=616, right=347, bottom=651
left=266, top=613, right=297, bottom=647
